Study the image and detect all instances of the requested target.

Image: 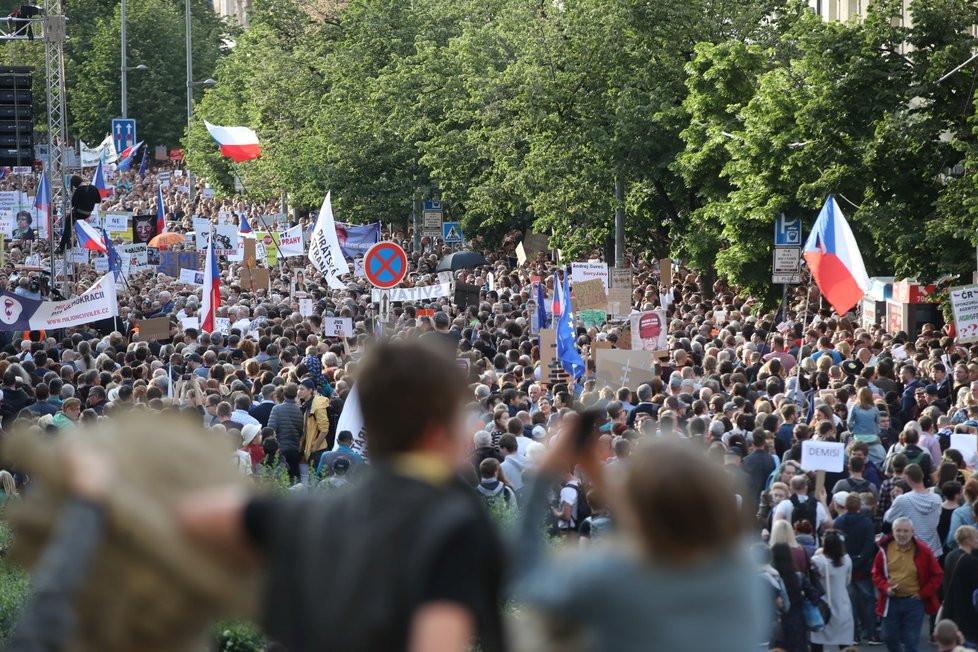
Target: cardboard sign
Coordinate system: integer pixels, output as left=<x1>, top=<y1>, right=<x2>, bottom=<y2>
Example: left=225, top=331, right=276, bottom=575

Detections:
left=538, top=328, right=573, bottom=386
left=617, top=327, right=633, bottom=351
left=239, top=266, right=270, bottom=292
left=523, top=230, right=550, bottom=255
left=607, top=287, right=632, bottom=318
left=629, top=310, right=667, bottom=352
left=299, top=298, right=314, bottom=317
left=949, top=433, right=978, bottom=464
left=660, top=258, right=672, bottom=287
left=800, top=440, right=846, bottom=473
left=136, top=316, right=170, bottom=342
left=515, top=242, right=527, bottom=266
left=573, top=278, right=607, bottom=312
left=454, top=282, right=481, bottom=310
left=595, top=348, right=655, bottom=390
left=323, top=317, right=353, bottom=338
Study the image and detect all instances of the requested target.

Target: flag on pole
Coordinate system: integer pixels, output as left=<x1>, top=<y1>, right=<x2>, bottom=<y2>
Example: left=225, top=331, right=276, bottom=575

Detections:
left=308, top=192, right=349, bottom=289
left=802, top=195, right=870, bottom=315
left=200, top=231, right=221, bottom=333
left=203, top=120, right=261, bottom=162
left=334, top=384, right=367, bottom=459
left=115, top=140, right=143, bottom=171
left=34, top=172, right=50, bottom=235
left=102, top=229, right=122, bottom=279
left=138, top=148, right=148, bottom=179
left=536, top=279, right=549, bottom=330
left=92, top=161, right=113, bottom=199
left=239, top=214, right=252, bottom=233
left=73, top=219, right=108, bottom=253
left=156, top=184, right=167, bottom=233
left=555, top=271, right=585, bottom=380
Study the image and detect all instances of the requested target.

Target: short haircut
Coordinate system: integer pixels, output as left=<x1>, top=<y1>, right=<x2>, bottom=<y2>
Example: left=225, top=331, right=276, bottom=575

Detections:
left=506, top=417, right=523, bottom=435
left=357, top=341, right=466, bottom=461
left=479, top=457, right=499, bottom=479
left=891, top=453, right=909, bottom=473
left=848, top=456, right=865, bottom=473
left=904, top=463, right=924, bottom=485
left=845, top=493, right=862, bottom=513
left=498, top=433, right=518, bottom=453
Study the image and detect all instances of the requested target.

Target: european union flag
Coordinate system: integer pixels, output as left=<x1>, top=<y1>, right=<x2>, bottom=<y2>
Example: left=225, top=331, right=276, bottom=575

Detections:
left=536, top=278, right=549, bottom=330
left=102, top=228, right=122, bottom=279
left=556, top=271, right=584, bottom=380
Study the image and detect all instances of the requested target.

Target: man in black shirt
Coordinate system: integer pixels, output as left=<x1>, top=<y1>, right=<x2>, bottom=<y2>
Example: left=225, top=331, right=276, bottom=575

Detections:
left=57, top=175, right=103, bottom=253
left=179, top=340, right=505, bottom=652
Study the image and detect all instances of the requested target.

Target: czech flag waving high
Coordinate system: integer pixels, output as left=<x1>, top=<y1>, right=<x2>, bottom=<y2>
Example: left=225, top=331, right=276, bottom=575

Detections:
left=93, top=161, right=113, bottom=199
left=239, top=213, right=251, bottom=233
left=203, top=121, right=261, bottom=162
left=74, top=219, right=107, bottom=254
left=115, top=140, right=143, bottom=171
left=802, top=195, right=870, bottom=315
left=156, top=184, right=167, bottom=233
left=200, top=231, right=221, bottom=333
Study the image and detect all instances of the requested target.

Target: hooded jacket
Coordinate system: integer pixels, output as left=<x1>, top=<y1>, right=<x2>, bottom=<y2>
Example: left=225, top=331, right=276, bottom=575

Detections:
left=871, top=533, right=943, bottom=617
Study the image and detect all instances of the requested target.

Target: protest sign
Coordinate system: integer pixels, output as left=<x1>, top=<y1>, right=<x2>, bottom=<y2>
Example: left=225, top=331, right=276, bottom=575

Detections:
left=610, top=267, right=632, bottom=289
left=578, top=310, right=608, bottom=329
left=354, top=257, right=365, bottom=277
left=299, top=298, right=314, bottom=317
left=454, top=282, right=481, bottom=310
left=594, top=349, right=655, bottom=390
left=538, top=328, right=573, bottom=386
left=607, top=288, right=632, bottom=318
left=572, top=262, right=609, bottom=292
left=573, top=278, right=607, bottom=312
left=515, top=242, right=527, bottom=266
left=257, top=231, right=279, bottom=266
left=211, top=225, right=239, bottom=257
left=103, top=212, right=129, bottom=232
left=323, top=317, right=354, bottom=338
left=617, top=327, right=633, bottom=351
left=214, top=317, right=231, bottom=336
left=157, top=251, right=198, bottom=279
left=193, top=218, right=212, bottom=250
left=950, top=433, right=978, bottom=464
left=216, top=211, right=232, bottom=225
left=950, top=285, right=978, bottom=343
left=239, top=267, right=270, bottom=292
left=800, top=440, right=846, bottom=473
left=0, top=273, right=118, bottom=331
left=278, top=224, right=304, bottom=258
left=0, top=213, right=13, bottom=237
left=136, top=316, right=170, bottom=342
left=179, top=268, right=203, bottom=286
left=94, top=256, right=109, bottom=273
left=523, top=231, right=550, bottom=255
left=629, top=310, right=667, bottom=351
left=371, top=282, right=452, bottom=303
left=68, top=248, right=89, bottom=264
left=660, top=258, right=672, bottom=287
left=180, top=317, right=200, bottom=332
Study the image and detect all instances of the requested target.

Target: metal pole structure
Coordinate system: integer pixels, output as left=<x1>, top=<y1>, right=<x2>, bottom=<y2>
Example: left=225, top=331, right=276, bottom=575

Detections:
left=43, top=0, right=68, bottom=288
left=614, top=173, right=624, bottom=268
left=412, top=196, right=421, bottom=254
left=121, top=0, right=127, bottom=118
left=185, top=0, right=195, bottom=204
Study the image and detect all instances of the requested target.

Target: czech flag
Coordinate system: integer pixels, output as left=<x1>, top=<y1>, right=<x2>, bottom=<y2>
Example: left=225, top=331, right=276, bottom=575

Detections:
left=802, top=195, right=870, bottom=316
left=116, top=140, right=143, bottom=171
left=93, top=161, right=113, bottom=199
left=156, top=184, right=167, bottom=233
left=200, top=231, right=221, bottom=333
left=203, top=120, right=261, bottom=162
left=239, top=213, right=251, bottom=233
left=34, top=172, right=50, bottom=232
left=74, top=219, right=107, bottom=254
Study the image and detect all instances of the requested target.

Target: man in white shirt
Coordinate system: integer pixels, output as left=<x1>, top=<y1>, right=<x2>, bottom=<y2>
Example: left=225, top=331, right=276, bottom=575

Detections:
left=773, top=475, right=831, bottom=539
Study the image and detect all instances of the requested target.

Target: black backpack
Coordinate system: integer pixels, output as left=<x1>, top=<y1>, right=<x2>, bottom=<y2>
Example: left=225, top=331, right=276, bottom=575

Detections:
left=562, top=481, right=592, bottom=530
left=789, top=494, right=818, bottom=530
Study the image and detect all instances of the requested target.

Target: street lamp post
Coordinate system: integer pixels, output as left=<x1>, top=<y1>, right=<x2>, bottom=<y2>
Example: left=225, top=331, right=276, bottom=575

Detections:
left=120, top=0, right=149, bottom=119
left=187, top=78, right=216, bottom=202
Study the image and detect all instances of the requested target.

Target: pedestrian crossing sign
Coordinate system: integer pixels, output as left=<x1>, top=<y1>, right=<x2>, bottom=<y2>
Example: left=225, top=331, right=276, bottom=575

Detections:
left=443, top=221, right=463, bottom=243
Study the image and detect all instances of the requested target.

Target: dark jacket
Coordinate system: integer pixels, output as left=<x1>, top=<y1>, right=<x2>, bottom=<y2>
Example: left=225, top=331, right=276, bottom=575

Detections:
left=470, top=446, right=504, bottom=473
left=741, top=450, right=776, bottom=506
left=267, top=401, right=303, bottom=452
left=834, top=511, right=876, bottom=574
left=249, top=401, right=275, bottom=428
left=941, top=548, right=978, bottom=643
left=0, top=386, right=34, bottom=427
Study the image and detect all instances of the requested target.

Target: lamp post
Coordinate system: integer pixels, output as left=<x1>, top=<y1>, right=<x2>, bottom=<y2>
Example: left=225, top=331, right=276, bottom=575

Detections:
left=121, top=64, right=148, bottom=119
left=187, top=78, right=216, bottom=202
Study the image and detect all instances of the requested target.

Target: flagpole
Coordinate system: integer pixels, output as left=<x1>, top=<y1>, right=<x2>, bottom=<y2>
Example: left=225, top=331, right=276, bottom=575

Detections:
left=229, top=161, right=288, bottom=268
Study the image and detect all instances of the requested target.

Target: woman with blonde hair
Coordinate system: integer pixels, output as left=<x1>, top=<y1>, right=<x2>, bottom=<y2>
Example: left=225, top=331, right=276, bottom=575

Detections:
left=770, top=519, right=809, bottom=573
left=0, top=469, right=19, bottom=504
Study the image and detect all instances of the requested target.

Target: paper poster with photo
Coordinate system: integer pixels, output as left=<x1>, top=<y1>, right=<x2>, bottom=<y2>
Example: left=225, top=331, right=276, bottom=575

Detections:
left=211, top=224, right=239, bottom=256
left=179, top=268, right=204, bottom=286
left=131, top=213, right=159, bottom=245
left=217, top=211, right=232, bottom=225
left=629, top=310, right=667, bottom=351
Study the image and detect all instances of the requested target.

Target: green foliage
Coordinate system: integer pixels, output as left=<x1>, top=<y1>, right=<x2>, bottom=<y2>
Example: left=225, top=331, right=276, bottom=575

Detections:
left=0, top=520, right=30, bottom=646
left=213, top=620, right=266, bottom=652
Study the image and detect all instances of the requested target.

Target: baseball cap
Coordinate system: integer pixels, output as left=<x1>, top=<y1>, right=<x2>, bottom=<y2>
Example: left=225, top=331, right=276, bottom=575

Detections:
left=924, top=384, right=939, bottom=396
left=833, top=491, right=849, bottom=508
left=723, top=401, right=737, bottom=412
left=300, top=378, right=316, bottom=390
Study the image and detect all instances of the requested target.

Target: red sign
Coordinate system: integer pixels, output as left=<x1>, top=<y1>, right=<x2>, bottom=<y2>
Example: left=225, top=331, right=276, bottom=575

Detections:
left=364, top=241, right=408, bottom=289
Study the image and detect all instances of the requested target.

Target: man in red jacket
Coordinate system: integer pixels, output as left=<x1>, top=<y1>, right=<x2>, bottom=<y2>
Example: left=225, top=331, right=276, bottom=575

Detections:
left=872, top=517, right=944, bottom=652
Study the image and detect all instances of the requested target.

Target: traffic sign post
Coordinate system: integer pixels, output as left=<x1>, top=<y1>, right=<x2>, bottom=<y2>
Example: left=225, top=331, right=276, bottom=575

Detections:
left=364, top=241, right=408, bottom=289
left=111, top=118, right=137, bottom=155
left=423, top=199, right=442, bottom=239
left=775, top=214, right=802, bottom=247
left=442, top=221, right=463, bottom=245
left=773, top=213, right=803, bottom=325
left=772, top=248, right=802, bottom=284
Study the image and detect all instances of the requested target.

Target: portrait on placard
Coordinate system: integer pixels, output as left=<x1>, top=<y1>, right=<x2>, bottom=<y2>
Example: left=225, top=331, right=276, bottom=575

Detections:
left=629, top=310, right=667, bottom=352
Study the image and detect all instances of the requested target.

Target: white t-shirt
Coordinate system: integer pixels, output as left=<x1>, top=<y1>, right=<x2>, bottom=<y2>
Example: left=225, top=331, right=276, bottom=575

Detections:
left=559, top=480, right=580, bottom=530
left=773, top=494, right=829, bottom=531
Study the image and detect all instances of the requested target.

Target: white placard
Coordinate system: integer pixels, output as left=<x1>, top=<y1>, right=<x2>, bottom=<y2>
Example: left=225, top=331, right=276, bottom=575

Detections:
left=323, top=317, right=353, bottom=338
left=202, top=188, right=215, bottom=198
left=571, top=261, right=609, bottom=292
left=950, top=285, right=978, bottom=344
left=181, top=317, right=200, bottom=331
left=354, top=257, right=365, bottom=277
left=371, top=282, right=453, bottom=303
left=68, top=248, right=89, bottom=264
left=949, top=433, right=978, bottom=464
left=299, top=298, right=314, bottom=317
left=217, top=211, right=232, bottom=225
left=179, top=268, right=203, bottom=286
left=103, top=212, right=129, bottom=232
left=94, top=256, right=109, bottom=272
left=629, top=310, right=667, bottom=351
left=25, top=254, right=41, bottom=266
left=801, top=440, right=846, bottom=473
left=214, top=317, right=231, bottom=336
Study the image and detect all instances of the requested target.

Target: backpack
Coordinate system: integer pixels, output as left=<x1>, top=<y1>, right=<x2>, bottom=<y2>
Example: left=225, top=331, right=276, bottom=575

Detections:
left=476, top=482, right=511, bottom=508
left=845, top=477, right=870, bottom=494
left=789, top=494, right=818, bottom=531
left=561, top=481, right=592, bottom=530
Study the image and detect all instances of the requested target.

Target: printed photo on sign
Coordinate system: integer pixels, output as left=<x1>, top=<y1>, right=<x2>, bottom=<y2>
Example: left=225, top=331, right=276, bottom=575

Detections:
left=132, top=214, right=159, bottom=245
left=629, top=310, right=667, bottom=352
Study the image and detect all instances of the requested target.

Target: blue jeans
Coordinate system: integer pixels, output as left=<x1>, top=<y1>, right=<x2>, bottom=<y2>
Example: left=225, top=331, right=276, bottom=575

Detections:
left=881, top=596, right=924, bottom=652
left=849, top=576, right=877, bottom=639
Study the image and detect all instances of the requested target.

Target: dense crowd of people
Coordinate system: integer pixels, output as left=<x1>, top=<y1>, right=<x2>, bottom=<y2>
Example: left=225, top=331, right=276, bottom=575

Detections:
left=0, top=161, right=977, bottom=652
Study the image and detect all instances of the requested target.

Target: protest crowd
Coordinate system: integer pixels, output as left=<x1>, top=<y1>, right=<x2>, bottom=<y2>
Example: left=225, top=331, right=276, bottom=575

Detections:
left=0, top=158, right=978, bottom=652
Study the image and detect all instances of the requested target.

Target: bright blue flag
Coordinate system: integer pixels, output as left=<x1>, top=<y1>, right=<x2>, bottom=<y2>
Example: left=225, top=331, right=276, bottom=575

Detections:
left=556, top=271, right=585, bottom=380
left=336, top=222, right=381, bottom=258
left=102, top=228, right=122, bottom=280
left=138, top=149, right=148, bottom=180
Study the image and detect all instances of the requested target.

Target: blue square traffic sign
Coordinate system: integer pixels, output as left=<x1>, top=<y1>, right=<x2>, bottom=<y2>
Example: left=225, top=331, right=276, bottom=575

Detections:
left=774, top=214, right=802, bottom=247
left=442, top=222, right=463, bottom=243
left=112, top=118, right=137, bottom=155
